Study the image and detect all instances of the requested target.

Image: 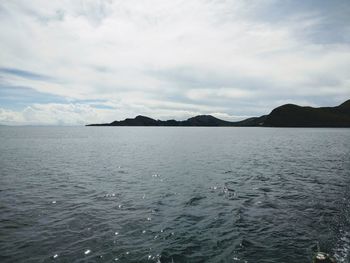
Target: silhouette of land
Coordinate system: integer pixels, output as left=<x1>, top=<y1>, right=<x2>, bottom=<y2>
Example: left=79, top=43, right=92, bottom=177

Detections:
left=87, top=99, right=350, bottom=127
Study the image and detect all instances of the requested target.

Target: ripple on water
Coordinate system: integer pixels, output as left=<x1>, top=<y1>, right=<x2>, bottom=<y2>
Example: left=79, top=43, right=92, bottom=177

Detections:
left=334, top=230, right=350, bottom=262
left=185, top=196, right=206, bottom=206
left=1, top=127, right=349, bottom=263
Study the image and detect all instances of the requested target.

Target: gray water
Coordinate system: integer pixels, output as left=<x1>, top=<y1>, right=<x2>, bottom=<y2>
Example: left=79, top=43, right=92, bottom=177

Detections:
left=0, top=127, right=349, bottom=263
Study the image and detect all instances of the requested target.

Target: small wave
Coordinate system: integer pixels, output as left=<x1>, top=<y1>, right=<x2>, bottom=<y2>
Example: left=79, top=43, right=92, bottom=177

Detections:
left=333, top=229, right=350, bottom=263
left=258, top=187, right=272, bottom=193
left=185, top=196, right=206, bottom=206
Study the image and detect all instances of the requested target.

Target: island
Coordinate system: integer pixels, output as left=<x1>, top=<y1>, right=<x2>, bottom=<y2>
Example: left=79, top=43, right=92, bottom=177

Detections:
left=86, top=99, right=350, bottom=127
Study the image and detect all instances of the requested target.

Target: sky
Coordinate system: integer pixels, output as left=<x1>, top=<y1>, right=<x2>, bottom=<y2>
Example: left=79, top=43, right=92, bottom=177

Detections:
left=0, top=0, right=349, bottom=125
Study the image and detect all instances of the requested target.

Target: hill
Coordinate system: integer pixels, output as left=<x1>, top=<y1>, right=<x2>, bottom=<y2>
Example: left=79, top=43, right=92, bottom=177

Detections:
left=86, top=99, right=350, bottom=127
left=263, top=99, right=350, bottom=127
left=87, top=115, right=238, bottom=127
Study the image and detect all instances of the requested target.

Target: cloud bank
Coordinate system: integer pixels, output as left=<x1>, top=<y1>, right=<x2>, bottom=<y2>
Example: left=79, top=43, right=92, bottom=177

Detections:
left=0, top=0, right=349, bottom=125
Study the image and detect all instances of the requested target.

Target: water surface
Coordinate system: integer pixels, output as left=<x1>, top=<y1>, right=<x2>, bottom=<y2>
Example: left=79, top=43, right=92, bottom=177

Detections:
left=0, top=127, right=349, bottom=262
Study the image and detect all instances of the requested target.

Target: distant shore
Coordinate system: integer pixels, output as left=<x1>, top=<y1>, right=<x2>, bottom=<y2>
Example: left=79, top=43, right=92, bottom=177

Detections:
left=87, top=99, right=350, bottom=127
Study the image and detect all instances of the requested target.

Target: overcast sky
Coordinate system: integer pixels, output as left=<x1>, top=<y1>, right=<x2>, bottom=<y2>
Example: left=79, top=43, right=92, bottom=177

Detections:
left=0, top=0, right=349, bottom=125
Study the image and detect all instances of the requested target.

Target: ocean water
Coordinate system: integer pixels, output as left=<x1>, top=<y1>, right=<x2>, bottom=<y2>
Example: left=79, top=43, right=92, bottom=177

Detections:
left=0, top=127, right=349, bottom=263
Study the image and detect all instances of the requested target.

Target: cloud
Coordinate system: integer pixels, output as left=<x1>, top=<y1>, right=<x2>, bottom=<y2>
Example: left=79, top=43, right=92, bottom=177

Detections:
left=0, top=103, right=115, bottom=126
left=0, top=0, right=349, bottom=124
left=0, top=84, right=67, bottom=110
left=186, top=88, right=253, bottom=101
left=0, top=67, right=55, bottom=81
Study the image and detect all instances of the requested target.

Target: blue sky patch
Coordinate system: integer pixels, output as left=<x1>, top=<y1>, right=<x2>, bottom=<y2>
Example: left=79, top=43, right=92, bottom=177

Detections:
left=0, top=84, right=67, bottom=110
left=0, top=67, right=55, bottom=82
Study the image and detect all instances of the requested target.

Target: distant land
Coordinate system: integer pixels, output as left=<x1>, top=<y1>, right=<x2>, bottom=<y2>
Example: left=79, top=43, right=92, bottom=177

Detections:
left=87, top=99, right=350, bottom=127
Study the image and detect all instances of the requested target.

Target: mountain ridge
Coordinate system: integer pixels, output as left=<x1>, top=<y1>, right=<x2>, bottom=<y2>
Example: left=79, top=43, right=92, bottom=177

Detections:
left=86, top=99, right=350, bottom=127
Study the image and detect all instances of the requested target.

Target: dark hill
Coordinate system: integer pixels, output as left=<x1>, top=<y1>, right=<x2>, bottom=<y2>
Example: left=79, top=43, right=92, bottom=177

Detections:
left=87, top=115, right=240, bottom=127
left=181, top=115, right=234, bottom=126
left=234, top=115, right=267, bottom=127
left=111, top=115, right=159, bottom=126
left=86, top=99, right=350, bottom=127
left=263, top=100, right=350, bottom=127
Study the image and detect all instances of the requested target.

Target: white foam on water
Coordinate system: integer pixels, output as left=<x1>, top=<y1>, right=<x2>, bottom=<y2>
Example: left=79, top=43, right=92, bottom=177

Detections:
left=333, top=229, right=350, bottom=263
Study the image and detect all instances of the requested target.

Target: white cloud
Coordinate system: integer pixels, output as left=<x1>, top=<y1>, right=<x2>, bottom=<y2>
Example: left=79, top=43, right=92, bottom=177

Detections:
left=0, top=104, right=113, bottom=125
left=0, top=108, right=25, bottom=124
left=186, top=88, right=253, bottom=101
left=0, top=0, right=349, bottom=124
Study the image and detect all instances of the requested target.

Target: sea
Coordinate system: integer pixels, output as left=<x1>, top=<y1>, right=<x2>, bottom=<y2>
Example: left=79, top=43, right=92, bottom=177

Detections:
left=0, top=126, right=349, bottom=263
